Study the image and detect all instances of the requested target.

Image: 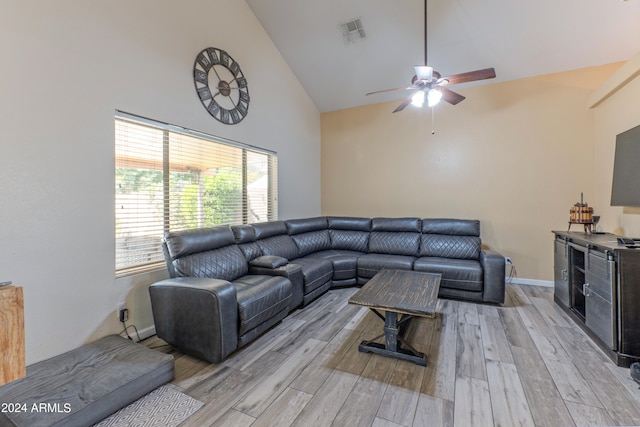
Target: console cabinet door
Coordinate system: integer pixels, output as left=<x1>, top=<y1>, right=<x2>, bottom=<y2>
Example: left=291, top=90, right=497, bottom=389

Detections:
left=554, top=238, right=569, bottom=307
left=585, top=251, right=616, bottom=350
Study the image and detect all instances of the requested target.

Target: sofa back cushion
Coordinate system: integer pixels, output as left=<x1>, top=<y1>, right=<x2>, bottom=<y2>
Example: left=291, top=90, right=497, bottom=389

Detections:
left=251, top=220, right=288, bottom=239
left=369, top=217, right=421, bottom=256
left=258, top=235, right=299, bottom=260
left=165, top=226, right=235, bottom=259
left=286, top=217, right=331, bottom=257
left=420, top=218, right=481, bottom=260
left=327, top=216, right=371, bottom=252
left=285, top=217, right=328, bottom=235
left=231, top=224, right=262, bottom=262
left=252, top=221, right=299, bottom=260
left=172, top=246, right=249, bottom=281
left=164, top=226, right=248, bottom=280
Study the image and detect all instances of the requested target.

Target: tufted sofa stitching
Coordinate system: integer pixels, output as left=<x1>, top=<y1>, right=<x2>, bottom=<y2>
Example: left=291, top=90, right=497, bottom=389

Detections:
left=291, top=230, right=331, bottom=257
left=369, top=232, right=420, bottom=257
left=420, top=235, right=481, bottom=260
left=173, top=245, right=248, bottom=281
left=329, top=229, right=369, bottom=252
left=256, top=234, right=300, bottom=260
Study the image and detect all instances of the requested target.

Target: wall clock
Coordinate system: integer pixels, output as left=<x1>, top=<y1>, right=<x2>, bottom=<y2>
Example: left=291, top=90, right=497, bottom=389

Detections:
left=193, top=47, right=250, bottom=125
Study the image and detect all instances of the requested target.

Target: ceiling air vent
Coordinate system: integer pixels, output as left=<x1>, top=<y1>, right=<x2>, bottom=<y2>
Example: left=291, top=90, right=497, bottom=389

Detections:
left=340, top=18, right=366, bottom=43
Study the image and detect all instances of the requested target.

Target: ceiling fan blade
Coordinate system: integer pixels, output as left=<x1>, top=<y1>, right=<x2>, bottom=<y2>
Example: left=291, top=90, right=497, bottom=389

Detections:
left=439, top=68, right=496, bottom=86
left=438, top=87, right=466, bottom=105
left=366, top=86, right=415, bottom=96
left=393, top=95, right=414, bottom=113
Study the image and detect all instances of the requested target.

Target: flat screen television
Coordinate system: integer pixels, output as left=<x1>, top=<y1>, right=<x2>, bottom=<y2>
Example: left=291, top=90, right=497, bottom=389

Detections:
left=611, top=124, right=640, bottom=207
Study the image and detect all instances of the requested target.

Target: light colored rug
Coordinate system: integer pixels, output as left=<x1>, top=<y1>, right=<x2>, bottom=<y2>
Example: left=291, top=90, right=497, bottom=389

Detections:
left=94, top=385, right=203, bottom=427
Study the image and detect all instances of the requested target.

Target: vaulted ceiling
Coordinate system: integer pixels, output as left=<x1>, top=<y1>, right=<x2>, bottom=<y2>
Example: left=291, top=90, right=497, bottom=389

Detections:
left=246, top=0, right=640, bottom=112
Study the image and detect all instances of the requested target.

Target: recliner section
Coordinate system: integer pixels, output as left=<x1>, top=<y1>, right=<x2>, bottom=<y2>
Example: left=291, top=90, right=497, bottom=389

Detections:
left=149, top=216, right=505, bottom=363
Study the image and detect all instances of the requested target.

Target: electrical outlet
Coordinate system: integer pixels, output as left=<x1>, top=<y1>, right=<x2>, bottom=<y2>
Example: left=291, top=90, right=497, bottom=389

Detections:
left=117, top=301, right=127, bottom=321
left=505, top=257, right=512, bottom=265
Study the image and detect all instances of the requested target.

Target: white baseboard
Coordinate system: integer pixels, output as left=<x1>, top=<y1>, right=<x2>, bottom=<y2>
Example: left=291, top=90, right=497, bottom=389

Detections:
left=122, top=324, right=156, bottom=342
left=505, top=277, right=554, bottom=288
left=137, top=325, right=157, bottom=340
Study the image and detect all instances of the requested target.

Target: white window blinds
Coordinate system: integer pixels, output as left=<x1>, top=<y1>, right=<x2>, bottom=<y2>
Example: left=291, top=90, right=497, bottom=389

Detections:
left=115, top=112, right=278, bottom=276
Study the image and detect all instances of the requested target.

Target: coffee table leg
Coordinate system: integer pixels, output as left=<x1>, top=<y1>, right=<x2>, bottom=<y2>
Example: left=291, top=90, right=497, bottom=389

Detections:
left=358, top=309, right=428, bottom=366
left=385, top=312, right=399, bottom=352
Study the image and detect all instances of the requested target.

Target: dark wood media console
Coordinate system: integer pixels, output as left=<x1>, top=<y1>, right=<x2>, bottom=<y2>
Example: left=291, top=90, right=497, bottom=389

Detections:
left=553, top=231, right=640, bottom=367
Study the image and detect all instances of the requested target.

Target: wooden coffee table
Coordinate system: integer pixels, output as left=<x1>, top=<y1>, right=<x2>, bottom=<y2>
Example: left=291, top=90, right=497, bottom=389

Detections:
left=348, top=269, right=441, bottom=366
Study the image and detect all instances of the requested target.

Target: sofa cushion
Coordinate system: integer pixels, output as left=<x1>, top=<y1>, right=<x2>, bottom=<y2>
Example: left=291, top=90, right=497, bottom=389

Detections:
left=285, top=217, right=332, bottom=257
left=307, top=249, right=363, bottom=280
left=165, top=226, right=235, bottom=259
left=372, top=217, right=421, bottom=232
left=369, top=217, right=421, bottom=256
left=251, top=220, right=288, bottom=239
left=327, top=216, right=371, bottom=231
left=250, top=255, right=289, bottom=269
left=172, top=244, right=248, bottom=281
left=357, top=254, right=415, bottom=279
left=290, top=257, right=333, bottom=294
left=232, top=275, right=292, bottom=336
left=257, top=235, right=299, bottom=260
left=420, top=218, right=481, bottom=260
left=285, top=217, right=328, bottom=235
left=291, top=230, right=332, bottom=257
left=422, top=218, right=480, bottom=236
left=328, top=230, right=369, bottom=252
left=413, top=257, right=483, bottom=292
left=231, top=224, right=256, bottom=243
left=420, top=235, right=481, bottom=260
left=369, top=232, right=420, bottom=256
left=230, top=225, right=262, bottom=262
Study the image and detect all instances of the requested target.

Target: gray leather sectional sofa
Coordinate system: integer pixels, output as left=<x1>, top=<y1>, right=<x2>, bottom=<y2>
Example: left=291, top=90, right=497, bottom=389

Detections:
left=149, top=217, right=505, bottom=363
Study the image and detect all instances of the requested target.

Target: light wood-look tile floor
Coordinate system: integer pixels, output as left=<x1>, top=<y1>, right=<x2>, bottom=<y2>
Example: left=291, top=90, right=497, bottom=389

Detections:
left=143, top=284, right=640, bottom=427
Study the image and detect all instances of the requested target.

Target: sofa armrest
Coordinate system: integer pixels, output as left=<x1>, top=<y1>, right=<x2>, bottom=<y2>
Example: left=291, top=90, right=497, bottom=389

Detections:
left=480, top=250, right=506, bottom=304
left=149, top=277, right=239, bottom=363
left=250, top=255, right=289, bottom=269
left=248, top=263, right=304, bottom=310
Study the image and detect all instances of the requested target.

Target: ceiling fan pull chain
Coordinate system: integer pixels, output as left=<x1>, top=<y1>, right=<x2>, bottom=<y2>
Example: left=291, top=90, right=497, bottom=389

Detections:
left=431, top=104, right=436, bottom=135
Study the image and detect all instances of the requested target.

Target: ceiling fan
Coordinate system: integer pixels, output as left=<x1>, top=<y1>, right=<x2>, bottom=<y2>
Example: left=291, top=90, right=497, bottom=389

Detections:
left=366, top=0, right=496, bottom=113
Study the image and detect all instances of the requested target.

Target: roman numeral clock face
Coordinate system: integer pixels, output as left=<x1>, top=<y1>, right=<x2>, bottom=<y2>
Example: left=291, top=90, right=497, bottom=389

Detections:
left=193, top=47, right=250, bottom=124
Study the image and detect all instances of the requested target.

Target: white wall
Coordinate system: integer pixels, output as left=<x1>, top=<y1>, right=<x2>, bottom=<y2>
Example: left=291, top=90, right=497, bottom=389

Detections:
left=0, top=0, right=321, bottom=364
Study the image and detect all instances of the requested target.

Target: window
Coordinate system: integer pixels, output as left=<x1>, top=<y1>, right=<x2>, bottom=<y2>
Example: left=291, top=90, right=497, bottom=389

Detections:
left=115, top=111, right=277, bottom=276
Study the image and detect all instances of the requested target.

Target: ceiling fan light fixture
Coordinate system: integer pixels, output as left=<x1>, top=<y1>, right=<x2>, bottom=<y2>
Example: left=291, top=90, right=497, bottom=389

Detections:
left=411, top=90, right=426, bottom=107
left=365, top=0, right=496, bottom=113
left=414, top=65, right=433, bottom=82
left=428, top=88, right=442, bottom=107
